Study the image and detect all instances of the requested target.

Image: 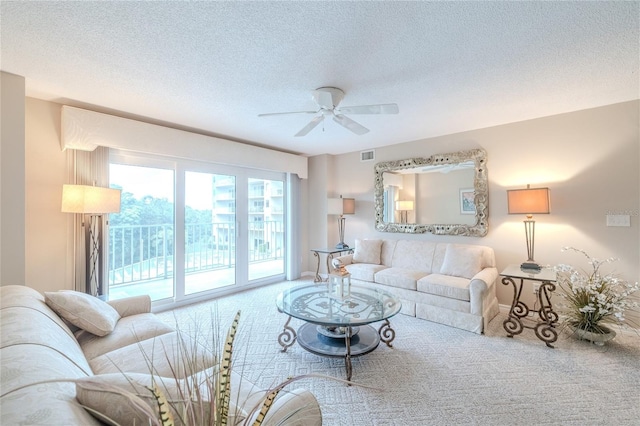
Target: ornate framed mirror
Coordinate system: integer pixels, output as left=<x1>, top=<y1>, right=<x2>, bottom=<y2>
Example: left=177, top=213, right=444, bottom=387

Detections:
left=374, top=148, right=488, bottom=236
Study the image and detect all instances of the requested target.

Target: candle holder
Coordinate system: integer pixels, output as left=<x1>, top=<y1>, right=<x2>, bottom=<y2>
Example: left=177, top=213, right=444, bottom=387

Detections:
left=327, top=271, right=351, bottom=299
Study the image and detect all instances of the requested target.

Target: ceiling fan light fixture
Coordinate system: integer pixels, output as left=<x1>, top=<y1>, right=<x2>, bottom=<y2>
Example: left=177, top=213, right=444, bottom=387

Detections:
left=312, top=87, right=344, bottom=109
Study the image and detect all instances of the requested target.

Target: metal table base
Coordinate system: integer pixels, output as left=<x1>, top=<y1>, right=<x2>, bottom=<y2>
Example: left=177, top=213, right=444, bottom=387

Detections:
left=278, top=317, right=396, bottom=381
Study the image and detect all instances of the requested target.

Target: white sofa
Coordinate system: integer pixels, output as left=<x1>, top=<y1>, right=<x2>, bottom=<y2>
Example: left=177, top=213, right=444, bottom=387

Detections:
left=0, top=285, right=321, bottom=425
left=335, top=239, right=500, bottom=334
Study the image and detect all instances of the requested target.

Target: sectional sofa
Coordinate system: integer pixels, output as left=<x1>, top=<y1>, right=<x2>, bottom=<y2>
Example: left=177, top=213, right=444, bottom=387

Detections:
left=335, top=239, right=500, bottom=334
left=0, top=285, right=321, bottom=425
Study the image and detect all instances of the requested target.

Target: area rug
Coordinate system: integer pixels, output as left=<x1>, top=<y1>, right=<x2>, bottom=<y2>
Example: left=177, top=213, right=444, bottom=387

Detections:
left=158, top=280, right=640, bottom=426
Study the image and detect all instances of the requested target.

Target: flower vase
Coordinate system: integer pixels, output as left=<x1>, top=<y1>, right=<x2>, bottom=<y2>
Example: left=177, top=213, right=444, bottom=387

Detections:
left=570, top=325, right=616, bottom=346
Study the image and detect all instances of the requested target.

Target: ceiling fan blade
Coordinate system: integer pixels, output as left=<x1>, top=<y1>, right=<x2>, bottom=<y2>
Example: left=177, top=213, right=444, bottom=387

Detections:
left=332, top=114, right=369, bottom=135
left=338, top=103, right=399, bottom=115
left=294, top=115, right=324, bottom=137
left=258, top=110, right=317, bottom=117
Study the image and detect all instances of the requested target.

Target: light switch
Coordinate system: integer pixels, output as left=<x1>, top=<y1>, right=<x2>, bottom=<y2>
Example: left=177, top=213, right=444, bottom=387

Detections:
left=606, top=214, right=630, bottom=227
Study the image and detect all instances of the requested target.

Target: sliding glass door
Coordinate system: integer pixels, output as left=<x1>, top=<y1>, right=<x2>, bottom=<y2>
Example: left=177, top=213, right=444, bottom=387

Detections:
left=108, top=151, right=286, bottom=306
left=108, top=162, right=175, bottom=301
left=248, top=177, right=285, bottom=281
left=184, top=171, right=236, bottom=296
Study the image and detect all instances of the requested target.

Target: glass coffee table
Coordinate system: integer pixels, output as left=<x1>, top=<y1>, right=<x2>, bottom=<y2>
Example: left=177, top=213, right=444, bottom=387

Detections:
left=276, top=282, right=401, bottom=381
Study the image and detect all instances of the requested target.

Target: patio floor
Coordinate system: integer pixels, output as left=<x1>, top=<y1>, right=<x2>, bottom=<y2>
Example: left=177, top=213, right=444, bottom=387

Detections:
left=108, top=259, right=284, bottom=301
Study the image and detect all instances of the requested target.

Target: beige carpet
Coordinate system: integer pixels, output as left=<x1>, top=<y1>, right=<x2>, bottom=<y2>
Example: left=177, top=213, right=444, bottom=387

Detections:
left=158, top=280, right=640, bottom=426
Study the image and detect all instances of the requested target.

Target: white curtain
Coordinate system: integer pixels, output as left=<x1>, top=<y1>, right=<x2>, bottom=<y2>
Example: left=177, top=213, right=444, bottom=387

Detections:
left=286, top=173, right=301, bottom=280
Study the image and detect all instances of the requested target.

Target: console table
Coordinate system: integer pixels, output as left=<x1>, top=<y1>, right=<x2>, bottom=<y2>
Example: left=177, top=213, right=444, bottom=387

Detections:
left=310, top=248, right=353, bottom=282
left=500, top=264, right=559, bottom=348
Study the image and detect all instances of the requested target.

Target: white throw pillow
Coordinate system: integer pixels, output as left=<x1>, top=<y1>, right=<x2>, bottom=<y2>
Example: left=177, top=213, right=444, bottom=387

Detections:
left=45, top=290, right=120, bottom=336
left=353, top=239, right=383, bottom=265
left=76, top=373, right=191, bottom=426
left=439, top=245, right=484, bottom=279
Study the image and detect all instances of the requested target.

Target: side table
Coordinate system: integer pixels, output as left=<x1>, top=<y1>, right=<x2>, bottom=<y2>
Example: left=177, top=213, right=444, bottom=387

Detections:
left=500, top=264, right=559, bottom=348
left=310, top=248, right=353, bottom=283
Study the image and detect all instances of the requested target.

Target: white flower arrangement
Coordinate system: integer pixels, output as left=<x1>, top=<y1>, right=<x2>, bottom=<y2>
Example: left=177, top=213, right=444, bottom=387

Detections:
left=555, top=247, right=640, bottom=335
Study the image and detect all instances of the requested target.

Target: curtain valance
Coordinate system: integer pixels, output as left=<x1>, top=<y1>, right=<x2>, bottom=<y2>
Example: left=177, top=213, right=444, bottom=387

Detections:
left=61, top=106, right=308, bottom=179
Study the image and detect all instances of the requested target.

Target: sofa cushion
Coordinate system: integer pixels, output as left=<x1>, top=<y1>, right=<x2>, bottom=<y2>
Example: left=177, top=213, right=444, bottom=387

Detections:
left=89, top=332, right=216, bottom=378
left=0, top=305, right=94, bottom=377
left=345, top=263, right=388, bottom=282
left=439, top=244, right=484, bottom=279
left=390, top=240, right=436, bottom=272
left=352, top=239, right=383, bottom=264
left=374, top=268, right=428, bottom=291
left=417, top=274, right=471, bottom=302
left=1, top=345, right=100, bottom=425
left=380, top=239, right=398, bottom=266
left=1, top=288, right=79, bottom=343
left=77, top=313, right=176, bottom=361
left=45, top=290, right=121, bottom=337
left=75, top=372, right=195, bottom=426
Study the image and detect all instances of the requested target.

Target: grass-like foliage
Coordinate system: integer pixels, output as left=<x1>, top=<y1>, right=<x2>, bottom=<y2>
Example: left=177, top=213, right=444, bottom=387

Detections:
left=136, top=309, right=323, bottom=426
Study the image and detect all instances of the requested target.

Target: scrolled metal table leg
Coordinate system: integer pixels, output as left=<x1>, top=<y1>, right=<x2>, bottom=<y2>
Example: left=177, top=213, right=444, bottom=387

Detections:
left=535, top=281, right=558, bottom=347
left=535, top=323, right=558, bottom=348
left=278, top=316, right=297, bottom=352
left=503, top=315, right=524, bottom=337
left=379, top=319, right=396, bottom=347
left=313, top=251, right=322, bottom=283
left=502, top=276, right=526, bottom=337
left=539, top=282, right=559, bottom=324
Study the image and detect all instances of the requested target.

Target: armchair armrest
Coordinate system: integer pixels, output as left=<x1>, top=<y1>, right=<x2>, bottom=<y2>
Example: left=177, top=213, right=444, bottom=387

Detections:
left=107, top=295, right=151, bottom=317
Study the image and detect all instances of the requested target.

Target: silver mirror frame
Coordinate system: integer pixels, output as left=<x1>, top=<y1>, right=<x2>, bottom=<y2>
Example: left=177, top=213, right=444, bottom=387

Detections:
left=374, top=148, right=488, bottom=236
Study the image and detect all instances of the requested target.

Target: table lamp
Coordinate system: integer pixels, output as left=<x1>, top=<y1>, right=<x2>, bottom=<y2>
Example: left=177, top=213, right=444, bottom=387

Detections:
left=507, top=185, right=550, bottom=271
left=328, top=196, right=355, bottom=249
left=395, top=200, right=414, bottom=224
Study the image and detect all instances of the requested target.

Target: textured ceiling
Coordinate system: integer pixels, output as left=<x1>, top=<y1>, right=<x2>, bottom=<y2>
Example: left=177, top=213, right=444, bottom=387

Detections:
left=1, top=1, right=638, bottom=157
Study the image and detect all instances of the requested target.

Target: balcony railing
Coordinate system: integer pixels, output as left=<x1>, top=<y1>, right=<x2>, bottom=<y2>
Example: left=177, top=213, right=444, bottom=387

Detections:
left=108, top=221, right=284, bottom=287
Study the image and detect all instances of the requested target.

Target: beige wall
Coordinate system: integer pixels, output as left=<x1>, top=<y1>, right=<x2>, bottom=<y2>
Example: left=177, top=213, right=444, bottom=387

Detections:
left=307, top=155, right=330, bottom=254
left=24, top=99, right=75, bottom=292
left=16, top=96, right=640, bottom=314
left=1, top=72, right=26, bottom=286
left=307, top=101, right=640, bottom=308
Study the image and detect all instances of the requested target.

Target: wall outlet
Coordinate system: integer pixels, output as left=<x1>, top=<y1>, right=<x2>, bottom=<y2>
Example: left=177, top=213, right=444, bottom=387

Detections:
left=532, top=282, right=541, bottom=294
left=606, top=214, right=630, bottom=227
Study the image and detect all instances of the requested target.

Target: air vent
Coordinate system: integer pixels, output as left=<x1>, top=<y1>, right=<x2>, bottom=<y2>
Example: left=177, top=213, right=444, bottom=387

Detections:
left=360, top=150, right=375, bottom=162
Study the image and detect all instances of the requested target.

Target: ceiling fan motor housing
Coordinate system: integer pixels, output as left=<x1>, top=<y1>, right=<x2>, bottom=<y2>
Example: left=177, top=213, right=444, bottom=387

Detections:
left=313, top=87, right=345, bottom=110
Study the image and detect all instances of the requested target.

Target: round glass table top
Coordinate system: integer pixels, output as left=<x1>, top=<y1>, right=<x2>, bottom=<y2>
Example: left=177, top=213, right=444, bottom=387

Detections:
left=276, top=282, right=401, bottom=327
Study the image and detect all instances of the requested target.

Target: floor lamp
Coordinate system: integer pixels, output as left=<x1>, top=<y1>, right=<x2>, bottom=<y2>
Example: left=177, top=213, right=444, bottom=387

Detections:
left=328, top=196, right=355, bottom=249
left=507, top=185, right=550, bottom=271
left=62, top=184, right=121, bottom=297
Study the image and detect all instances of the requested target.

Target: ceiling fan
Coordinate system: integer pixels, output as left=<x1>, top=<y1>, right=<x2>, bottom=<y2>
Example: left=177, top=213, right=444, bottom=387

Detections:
left=258, top=87, right=399, bottom=137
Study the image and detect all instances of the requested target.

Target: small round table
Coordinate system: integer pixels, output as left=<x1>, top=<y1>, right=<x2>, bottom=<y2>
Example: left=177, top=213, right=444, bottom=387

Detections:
left=276, top=283, right=401, bottom=381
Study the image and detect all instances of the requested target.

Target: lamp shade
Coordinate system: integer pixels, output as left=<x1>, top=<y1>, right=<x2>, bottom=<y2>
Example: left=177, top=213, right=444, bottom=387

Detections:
left=395, top=200, right=414, bottom=211
left=507, top=187, right=550, bottom=215
left=62, top=184, right=122, bottom=214
left=328, top=197, right=355, bottom=215
left=342, top=198, right=355, bottom=215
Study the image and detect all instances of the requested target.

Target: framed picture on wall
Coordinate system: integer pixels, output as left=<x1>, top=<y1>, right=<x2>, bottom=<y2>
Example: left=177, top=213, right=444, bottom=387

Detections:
left=460, top=188, right=475, bottom=214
